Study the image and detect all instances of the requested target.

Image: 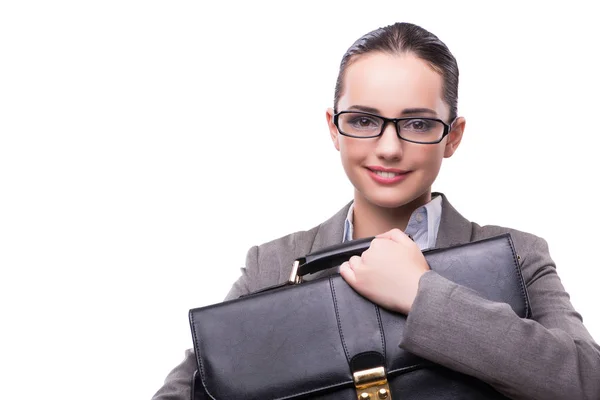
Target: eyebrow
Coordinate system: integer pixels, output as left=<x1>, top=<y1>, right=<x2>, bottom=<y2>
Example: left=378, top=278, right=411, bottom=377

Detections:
left=347, top=105, right=381, bottom=114
left=346, top=105, right=438, bottom=117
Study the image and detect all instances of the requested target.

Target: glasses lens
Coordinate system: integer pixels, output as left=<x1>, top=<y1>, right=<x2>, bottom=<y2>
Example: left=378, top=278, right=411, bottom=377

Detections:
left=397, top=118, right=445, bottom=143
left=338, top=113, right=383, bottom=137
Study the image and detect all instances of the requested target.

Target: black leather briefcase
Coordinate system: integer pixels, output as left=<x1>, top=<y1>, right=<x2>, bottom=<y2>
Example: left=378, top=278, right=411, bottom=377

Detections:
left=189, top=234, right=531, bottom=400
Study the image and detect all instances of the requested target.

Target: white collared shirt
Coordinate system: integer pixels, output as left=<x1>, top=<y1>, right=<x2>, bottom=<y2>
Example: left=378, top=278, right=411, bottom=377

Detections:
left=342, top=194, right=443, bottom=250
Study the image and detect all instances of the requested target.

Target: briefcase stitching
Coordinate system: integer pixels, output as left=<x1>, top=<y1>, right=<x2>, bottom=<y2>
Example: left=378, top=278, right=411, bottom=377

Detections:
left=505, top=234, right=531, bottom=319
left=329, top=275, right=388, bottom=368
left=329, top=275, right=351, bottom=364
left=189, top=311, right=218, bottom=400
left=375, top=303, right=387, bottom=366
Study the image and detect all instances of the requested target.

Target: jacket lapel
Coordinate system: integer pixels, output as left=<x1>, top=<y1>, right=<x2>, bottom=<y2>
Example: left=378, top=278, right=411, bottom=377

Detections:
left=309, top=201, right=352, bottom=253
left=434, top=192, right=473, bottom=247
left=302, top=201, right=352, bottom=281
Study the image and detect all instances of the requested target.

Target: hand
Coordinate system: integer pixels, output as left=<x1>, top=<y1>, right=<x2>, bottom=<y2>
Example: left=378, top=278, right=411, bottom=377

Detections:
left=339, top=228, right=430, bottom=314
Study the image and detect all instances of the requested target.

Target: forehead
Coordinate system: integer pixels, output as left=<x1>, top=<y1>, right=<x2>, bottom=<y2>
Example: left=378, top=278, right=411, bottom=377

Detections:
left=339, top=52, right=448, bottom=118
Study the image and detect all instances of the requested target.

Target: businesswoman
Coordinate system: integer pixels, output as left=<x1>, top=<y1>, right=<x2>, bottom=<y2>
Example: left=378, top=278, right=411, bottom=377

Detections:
left=153, top=22, right=600, bottom=400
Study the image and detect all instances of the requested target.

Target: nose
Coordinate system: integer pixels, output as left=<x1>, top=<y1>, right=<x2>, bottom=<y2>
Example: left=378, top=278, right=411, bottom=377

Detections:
left=374, top=121, right=403, bottom=161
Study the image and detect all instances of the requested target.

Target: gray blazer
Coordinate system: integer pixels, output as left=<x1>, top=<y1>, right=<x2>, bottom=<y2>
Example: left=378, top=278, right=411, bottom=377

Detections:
left=152, top=194, right=600, bottom=400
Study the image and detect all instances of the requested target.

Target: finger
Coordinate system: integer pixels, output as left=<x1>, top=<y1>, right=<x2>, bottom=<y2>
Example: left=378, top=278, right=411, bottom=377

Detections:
left=348, top=255, right=362, bottom=270
left=376, top=228, right=407, bottom=243
left=366, top=237, right=387, bottom=250
left=340, top=262, right=357, bottom=285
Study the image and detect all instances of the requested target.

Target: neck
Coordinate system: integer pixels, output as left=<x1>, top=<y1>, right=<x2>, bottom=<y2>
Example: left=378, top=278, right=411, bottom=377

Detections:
left=352, top=190, right=432, bottom=239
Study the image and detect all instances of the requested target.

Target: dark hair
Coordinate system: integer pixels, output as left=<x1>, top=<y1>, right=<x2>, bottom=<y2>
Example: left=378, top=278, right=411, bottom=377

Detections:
left=334, top=22, right=459, bottom=121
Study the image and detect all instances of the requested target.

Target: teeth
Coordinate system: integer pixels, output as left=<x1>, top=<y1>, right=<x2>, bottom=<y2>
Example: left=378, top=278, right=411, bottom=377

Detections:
left=374, top=171, right=399, bottom=178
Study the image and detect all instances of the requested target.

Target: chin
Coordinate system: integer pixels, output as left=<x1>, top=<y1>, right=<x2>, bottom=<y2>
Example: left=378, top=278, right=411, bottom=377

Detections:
left=358, top=183, right=433, bottom=210
left=369, top=196, right=418, bottom=209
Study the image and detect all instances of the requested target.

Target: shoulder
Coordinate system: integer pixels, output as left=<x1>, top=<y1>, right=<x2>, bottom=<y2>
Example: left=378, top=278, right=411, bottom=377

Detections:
left=471, top=222, right=554, bottom=283
left=437, top=193, right=550, bottom=272
left=246, top=201, right=351, bottom=289
left=252, top=201, right=351, bottom=264
left=228, top=227, right=321, bottom=297
left=471, top=222, right=544, bottom=248
left=438, top=192, right=553, bottom=283
left=252, top=225, right=321, bottom=271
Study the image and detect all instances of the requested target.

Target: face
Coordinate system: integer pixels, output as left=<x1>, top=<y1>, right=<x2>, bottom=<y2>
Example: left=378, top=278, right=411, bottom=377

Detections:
left=326, top=52, right=465, bottom=211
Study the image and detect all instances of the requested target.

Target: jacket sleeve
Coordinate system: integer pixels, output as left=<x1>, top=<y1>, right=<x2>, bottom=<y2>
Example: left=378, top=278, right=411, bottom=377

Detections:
left=224, top=245, right=259, bottom=301
left=400, top=235, right=600, bottom=400
left=150, top=246, right=259, bottom=400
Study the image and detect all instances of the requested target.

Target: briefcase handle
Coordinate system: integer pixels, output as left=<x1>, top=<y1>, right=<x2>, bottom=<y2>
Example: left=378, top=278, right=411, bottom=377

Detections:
left=289, top=236, right=374, bottom=283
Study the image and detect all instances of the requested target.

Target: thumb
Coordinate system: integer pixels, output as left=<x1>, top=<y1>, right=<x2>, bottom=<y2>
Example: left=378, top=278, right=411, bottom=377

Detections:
left=339, top=261, right=357, bottom=286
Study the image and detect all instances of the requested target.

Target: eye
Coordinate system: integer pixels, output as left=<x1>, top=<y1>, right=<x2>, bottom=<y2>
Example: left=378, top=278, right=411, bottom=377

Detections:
left=349, top=116, right=380, bottom=128
left=338, top=112, right=384, bottom=136
left=402, top=118, right=433, bottom=132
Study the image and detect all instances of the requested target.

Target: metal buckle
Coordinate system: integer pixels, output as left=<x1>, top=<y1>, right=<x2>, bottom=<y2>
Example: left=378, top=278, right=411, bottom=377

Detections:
left=353, top=366, right=392, bottom=399
left=287, top=260, right=303, bottom=284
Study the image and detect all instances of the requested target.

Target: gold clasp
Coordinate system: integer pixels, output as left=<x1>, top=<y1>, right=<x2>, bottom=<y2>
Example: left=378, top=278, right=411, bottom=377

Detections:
left=287, top=260, right=303, bottom=284
left=353, top=366, right=392, bottom=400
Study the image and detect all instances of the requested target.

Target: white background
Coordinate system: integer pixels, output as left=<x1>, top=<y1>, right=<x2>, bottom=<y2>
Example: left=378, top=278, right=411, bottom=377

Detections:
left=1, top=1, right=599, bottom=399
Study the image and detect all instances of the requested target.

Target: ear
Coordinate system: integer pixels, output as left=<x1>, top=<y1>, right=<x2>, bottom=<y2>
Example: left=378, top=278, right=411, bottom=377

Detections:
left=444, top=117, right=465, bottom=158
left=326, top=108, right=340, bottom=151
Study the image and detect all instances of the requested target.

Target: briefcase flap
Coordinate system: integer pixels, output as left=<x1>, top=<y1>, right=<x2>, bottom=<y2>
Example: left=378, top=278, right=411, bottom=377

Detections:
left=189, top=234, right=530, bottom=400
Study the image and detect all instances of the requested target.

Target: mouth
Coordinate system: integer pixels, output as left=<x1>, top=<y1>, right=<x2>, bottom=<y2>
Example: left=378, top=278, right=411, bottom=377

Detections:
left=372, top=170, right=403, bottom=178
left=367, top=166, right=409, bottom=175
left=366, top=167, right=410, bottom=184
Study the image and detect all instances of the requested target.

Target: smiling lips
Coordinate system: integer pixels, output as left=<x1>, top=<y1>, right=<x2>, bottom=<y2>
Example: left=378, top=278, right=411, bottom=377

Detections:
left=366, top=166, right=410, bottom=184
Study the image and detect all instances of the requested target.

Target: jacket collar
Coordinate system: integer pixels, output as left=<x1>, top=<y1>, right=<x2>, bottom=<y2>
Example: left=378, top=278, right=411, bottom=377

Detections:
left=434, top=192, right=473, bottom=248
left=302, top=202, right=352, bottom=281
left=309, top=201, right=352, bottom=254
left=309, top=192, right=472, bottom=253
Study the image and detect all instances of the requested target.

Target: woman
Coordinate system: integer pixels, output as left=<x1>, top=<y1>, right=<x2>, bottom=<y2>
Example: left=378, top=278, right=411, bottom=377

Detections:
left=153, top=22, right=600, bottom=400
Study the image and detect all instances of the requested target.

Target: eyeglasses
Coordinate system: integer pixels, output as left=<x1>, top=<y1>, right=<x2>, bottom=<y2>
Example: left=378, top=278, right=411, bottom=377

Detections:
left=333, top=111, right=453, bottom=144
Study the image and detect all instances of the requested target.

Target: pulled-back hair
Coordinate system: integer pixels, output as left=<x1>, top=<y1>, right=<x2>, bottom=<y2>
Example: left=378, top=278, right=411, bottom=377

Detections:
left=334, top=22, right=459, bottom=121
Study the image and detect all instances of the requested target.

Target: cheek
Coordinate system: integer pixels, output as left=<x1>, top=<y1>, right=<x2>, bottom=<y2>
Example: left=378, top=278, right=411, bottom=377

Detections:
left=339, top=138, right=368, bottom=163
left=407, top=144, right=445, bottom=168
